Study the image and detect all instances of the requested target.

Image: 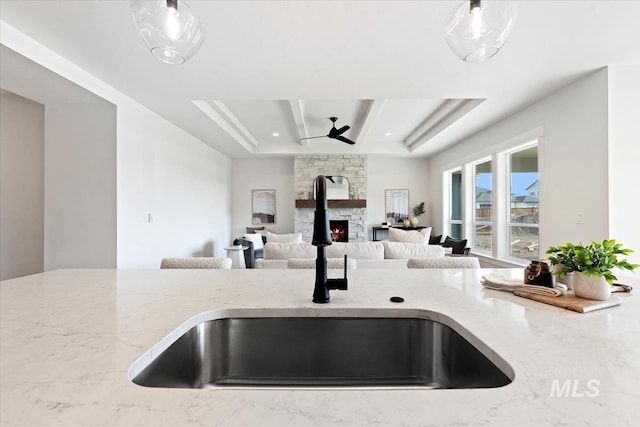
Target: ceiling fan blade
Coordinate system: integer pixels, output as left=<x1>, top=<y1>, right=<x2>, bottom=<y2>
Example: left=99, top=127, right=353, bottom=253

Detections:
left=302, top=119, right=352, bottom=142
left=335, top=135, right=356, bottom=145
left=299, top=135, right=329, bottom=140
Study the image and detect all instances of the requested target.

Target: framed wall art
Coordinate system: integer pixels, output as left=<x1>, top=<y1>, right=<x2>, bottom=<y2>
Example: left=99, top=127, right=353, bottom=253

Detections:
left=385, top=189, right=409, bottom=224
left=252, top=189, right=276, bottom=224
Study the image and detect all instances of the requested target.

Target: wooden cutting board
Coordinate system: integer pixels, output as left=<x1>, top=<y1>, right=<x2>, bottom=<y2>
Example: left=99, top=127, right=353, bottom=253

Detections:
left=513, top=290, right=622, bottom=313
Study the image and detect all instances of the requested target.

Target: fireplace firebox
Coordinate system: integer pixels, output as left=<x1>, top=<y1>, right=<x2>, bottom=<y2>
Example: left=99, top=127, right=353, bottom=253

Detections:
left=329, top=220, right=349, bottom=242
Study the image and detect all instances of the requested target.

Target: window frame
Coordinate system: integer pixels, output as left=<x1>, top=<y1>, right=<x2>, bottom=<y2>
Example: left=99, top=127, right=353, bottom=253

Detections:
left=505, top=142, right=540, bottom=262
left=444, top=167, right=463, bottom=239
left=471, top=157, right=493, bottom=255
left=442, top=139, right=540, bottom=264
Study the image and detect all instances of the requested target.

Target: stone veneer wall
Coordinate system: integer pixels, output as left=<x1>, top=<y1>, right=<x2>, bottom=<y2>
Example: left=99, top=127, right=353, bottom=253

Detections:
left=294, top=155, right=367, bottom=242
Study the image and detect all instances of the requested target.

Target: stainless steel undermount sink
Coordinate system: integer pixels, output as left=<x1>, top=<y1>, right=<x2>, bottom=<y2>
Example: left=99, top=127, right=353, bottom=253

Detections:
left=129, top=308, right=513, bottom=389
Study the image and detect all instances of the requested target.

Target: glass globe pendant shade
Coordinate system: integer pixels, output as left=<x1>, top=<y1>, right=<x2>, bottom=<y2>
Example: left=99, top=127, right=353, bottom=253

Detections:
left=131, top=0, right=205, bottom=64
left=443, top=0, right=517, bottom=62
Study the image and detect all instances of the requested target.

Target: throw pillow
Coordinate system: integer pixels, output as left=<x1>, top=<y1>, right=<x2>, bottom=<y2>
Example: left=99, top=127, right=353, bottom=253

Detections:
left=429, top=234, right=443, bottom=245
left=264, top=231, right=303, bottom=244
left=442, top=236, right=468, bottom=254
left=243, top=233, right=264, bottom=251
left=388, top=227, right=432, bottom=244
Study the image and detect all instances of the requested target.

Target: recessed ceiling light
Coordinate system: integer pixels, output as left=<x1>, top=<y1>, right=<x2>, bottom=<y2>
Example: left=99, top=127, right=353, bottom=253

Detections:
left=384, top=132, right=392, bottom=136
left=272, top=132, right=280, bottom=137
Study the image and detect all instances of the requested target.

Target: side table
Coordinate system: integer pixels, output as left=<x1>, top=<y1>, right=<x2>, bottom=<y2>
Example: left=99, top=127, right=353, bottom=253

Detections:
left=224, top=245, right=249, bottom=269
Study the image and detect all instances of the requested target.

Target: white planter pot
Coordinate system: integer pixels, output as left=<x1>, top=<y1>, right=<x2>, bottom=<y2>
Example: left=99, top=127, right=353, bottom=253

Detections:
left=573, top=272, right=611, bottom=301
left=410, top=217, right=419, bottom=226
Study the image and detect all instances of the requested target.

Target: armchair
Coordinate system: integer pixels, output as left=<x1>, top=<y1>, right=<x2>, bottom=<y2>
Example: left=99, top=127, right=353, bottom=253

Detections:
left=233, top=235, right=266, bottom=268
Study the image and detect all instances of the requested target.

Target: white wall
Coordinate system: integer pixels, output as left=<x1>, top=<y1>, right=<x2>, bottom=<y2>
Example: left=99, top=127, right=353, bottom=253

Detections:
left=44, top=102, right=117, bottom=270
left=0, top=93, right=44, bottom=280
left=367, top=157, right=430, bottom=238
left=231, top=158, right=294, bottom=238
left=118, top=102, right=232, bottom=268
left=2, top=23, right=233, bottom=269
left=428, top=69, right=610, bottom=255
left=608, top=65, right=640, bottom=268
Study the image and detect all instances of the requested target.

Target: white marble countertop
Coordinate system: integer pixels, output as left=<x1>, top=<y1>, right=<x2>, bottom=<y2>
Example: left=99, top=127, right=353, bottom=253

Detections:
left=1, top=268, right=639, bottom=426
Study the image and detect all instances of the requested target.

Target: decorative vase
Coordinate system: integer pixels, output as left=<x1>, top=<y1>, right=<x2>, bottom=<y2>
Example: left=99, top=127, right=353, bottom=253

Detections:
left=573, top=272, right=611, bottom=301
left=410, top=217, right=419, bottom=226
left=552, top=265, right=574, bottom=290
left=403, top=219, right=411, bottom=227
left=563, top=271, right=574, bottom=291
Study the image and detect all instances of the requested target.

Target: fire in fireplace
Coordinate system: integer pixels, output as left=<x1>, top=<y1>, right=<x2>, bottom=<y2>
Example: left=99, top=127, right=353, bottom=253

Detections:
left=329, top=220, right=349, bottom=242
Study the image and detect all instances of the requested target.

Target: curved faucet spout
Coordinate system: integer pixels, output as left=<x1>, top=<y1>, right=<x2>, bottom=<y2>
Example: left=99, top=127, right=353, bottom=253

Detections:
left=312, top=175, right=331, bottom=246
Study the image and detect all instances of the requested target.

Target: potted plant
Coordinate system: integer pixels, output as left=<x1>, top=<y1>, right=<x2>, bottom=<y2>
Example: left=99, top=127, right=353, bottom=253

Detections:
left=545, top=242, right=580, bottom=289
left=546, top=239, right=639, bottom=300
left=410, top=202, right=425, bottom=226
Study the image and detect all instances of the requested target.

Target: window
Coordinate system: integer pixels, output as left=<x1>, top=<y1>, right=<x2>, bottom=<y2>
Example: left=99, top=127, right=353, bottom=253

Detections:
left=473, top=160, right=492, bottom=253
left=508, top=146, right=539, bottom=260
left=449, top=169, right=462, bottom=239
left=443, top=140, right=539, bottom=264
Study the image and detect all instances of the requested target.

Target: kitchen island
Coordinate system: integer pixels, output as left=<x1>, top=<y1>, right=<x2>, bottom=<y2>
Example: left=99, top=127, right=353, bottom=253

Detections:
left=1, top=268, right=638, bottom=426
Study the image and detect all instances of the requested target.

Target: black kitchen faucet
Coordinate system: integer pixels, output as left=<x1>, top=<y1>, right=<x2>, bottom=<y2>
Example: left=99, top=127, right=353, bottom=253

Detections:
left=312, top=175, right=348, bottom=303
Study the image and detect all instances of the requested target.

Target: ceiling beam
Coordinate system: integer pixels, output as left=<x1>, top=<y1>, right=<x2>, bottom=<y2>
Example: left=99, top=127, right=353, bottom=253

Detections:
left=192, top=100, right=256, bottom=152
left=351, top=99, right=385, bottom=146
left=404, top=99, right=466, bottom=146
left=212, top=100, right=258, bottom=146
left=405, top=98, right=485, bottom=151
left=289, top=100, right=309, bottom=147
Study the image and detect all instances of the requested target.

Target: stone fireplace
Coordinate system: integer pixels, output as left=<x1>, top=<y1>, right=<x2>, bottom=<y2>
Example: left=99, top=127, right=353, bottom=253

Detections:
left=294, top=155, right=367, bottom=242
left=330, top=220, right=349, bottom=242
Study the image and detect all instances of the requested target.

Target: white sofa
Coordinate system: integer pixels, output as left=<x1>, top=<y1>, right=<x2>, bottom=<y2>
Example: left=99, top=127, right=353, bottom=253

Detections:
left=255, top=241, right=446, bottom=269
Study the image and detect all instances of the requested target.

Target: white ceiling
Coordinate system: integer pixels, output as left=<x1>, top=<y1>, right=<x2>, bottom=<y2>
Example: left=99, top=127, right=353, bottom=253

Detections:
left=1, top=0, right=639, bottom=159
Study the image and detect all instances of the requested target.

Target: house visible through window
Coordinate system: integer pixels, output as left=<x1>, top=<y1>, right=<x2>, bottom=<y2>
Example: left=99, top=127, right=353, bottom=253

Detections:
left=508, top=145, right=539, bottom=260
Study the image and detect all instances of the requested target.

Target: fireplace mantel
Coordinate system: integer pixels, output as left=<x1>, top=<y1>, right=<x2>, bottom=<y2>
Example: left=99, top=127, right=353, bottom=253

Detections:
left=295, top=199, right=366, bottom=209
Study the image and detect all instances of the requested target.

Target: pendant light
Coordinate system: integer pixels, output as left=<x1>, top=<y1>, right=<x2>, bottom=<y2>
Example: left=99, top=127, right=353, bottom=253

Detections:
left=443, top=0, right=517, bottom=62
left=131, top=0, right=205, bottom=64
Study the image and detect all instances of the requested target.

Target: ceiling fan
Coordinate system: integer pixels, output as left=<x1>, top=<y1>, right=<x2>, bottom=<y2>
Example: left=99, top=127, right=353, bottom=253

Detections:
left=300, top=117, right=355, bottom=145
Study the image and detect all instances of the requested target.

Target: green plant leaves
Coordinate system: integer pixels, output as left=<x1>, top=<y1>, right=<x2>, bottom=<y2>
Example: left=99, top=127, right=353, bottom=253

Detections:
left=545, top=239, right=639, bottom=284
left=412, top=202, right=425, bottom=218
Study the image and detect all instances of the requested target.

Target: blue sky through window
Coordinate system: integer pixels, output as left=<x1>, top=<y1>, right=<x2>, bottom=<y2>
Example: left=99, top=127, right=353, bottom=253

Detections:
left=476, top=172, right=538, bottom=196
